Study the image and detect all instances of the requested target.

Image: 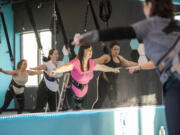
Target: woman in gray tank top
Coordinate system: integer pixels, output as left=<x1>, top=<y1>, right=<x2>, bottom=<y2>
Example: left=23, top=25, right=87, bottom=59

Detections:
left=72, top=0, right=179, bottom=134
left=0, top=59, right=42, bottom=114
left=30, top=49, right=64, bottom=112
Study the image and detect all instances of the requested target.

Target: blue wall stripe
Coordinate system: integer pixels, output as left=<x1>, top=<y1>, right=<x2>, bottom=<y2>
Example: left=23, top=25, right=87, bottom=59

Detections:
left=0, top=4, right=15, bottom=109
left=0, top=106, right=167, bottom=135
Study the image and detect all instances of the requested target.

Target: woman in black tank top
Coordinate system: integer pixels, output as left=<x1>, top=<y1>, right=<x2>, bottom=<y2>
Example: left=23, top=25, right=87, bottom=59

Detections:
left=93, top=41, right=138, bottom=108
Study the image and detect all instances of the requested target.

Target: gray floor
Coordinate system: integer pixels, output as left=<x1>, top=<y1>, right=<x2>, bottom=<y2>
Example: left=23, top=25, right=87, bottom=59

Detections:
left=0, top=111, right=29, bottom=117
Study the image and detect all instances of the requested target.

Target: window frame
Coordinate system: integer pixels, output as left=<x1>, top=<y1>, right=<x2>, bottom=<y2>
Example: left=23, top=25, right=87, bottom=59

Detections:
left=21, top=30, right=52, bottom=87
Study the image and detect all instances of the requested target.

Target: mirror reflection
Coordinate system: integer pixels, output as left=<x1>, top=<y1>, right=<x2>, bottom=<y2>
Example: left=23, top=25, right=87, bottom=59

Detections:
left=2, top=0, right=179, bottom=117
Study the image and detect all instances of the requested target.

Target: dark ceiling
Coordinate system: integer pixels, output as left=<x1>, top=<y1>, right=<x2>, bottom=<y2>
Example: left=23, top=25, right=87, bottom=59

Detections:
left=1, top=0, right=180, bottom=13
left=0, top=0, right=61, bottom=5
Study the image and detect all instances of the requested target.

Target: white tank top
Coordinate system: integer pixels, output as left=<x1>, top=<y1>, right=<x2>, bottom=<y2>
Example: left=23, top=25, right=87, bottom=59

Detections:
left=12, top=70, right=28, bottom=94
left=44, top=60, right=64, bottom=92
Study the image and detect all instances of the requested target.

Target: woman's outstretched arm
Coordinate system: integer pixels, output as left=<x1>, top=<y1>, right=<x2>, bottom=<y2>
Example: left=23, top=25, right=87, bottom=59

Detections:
left=0, top=68, right=17, bottom=76
left=126, top=60, right=156, bottom=74
left=30, top=64, right=46, bottom=70
left=119, top=55, right=138, bottom=67
left=49, top=63, right=74, bottom=76
left=94, top=54, right=109, bottom=64
left=94, top=64, right=120, bottom=73
left=72, top=27, right=136, bottom=46
left=28, top=70, right=43, bottom=75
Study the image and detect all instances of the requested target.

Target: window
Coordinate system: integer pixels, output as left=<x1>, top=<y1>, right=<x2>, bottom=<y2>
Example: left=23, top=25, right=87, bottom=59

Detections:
left=175, top=14, right=180, bottom=20
left=21, top=31, right=52, bottom=86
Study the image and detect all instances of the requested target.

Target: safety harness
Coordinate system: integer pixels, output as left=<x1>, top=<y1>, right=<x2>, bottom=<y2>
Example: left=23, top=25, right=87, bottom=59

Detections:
left=156, top=19, right=180, bottom=84
left=43, top=71, right=59, bottom=84
left=70, top=77, right=86, bottom=91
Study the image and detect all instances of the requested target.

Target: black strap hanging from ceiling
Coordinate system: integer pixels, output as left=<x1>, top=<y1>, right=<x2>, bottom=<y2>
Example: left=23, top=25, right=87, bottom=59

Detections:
left=83, top=3, right=89, bottom=32
left=98, top=0, right=112, bottom=54
left=84, top=0, right=110, bottom=54
left=53, top=0, right=57, bottom=49
left=25, top=1, right=43, bottom=50
left=50, top=0, right=58, bottom=49
left=0, top=5, right=14, bottom=68
left=99, top=0, right=112, bottom=28
left=88, top=0, right=100, bottom=30
left=54, top=0, right=68, bottom=46
left=52, top=0, right=76, bottom=60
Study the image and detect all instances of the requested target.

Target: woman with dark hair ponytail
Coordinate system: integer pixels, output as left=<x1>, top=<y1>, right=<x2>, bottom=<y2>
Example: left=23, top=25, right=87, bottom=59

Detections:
left=31, top=49, right=64, bottom=112
left=0, top=59, right=42, bottom=114
left=93, top=41, right=138, bottom=108
left=49, top=43, right=120, bottom=110
left=72, top=0, right=180, bottom=134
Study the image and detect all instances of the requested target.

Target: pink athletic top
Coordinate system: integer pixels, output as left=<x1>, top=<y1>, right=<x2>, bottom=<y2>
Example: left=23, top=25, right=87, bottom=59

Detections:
left=70, top=58, right=96, bottom=97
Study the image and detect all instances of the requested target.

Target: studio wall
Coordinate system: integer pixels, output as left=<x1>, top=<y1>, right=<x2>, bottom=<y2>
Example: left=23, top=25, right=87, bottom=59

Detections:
left=0, top=4, right=16, bottom=109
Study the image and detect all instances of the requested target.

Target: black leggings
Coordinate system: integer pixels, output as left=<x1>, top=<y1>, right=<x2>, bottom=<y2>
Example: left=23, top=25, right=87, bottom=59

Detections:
left=94, top=75, right=117, bottom=109
left=63, top=87, right=86, bottom=110
left=34, top=80, right=59, bottom=112
left=164, top=79, right=180, bottom=135
left=0, top=86, right=24, bottom=114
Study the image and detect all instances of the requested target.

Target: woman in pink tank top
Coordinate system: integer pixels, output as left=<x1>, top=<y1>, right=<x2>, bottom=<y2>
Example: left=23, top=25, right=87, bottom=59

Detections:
left=50, top=43, right=120, bottom=110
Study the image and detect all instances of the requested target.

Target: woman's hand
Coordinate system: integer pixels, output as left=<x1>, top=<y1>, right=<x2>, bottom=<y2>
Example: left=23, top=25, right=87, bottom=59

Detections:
left=71, top=35, right=83, bottom=46
left=72, top=30, right=99, bottom=46
left=126, top=65, right=140, bottom=74
left=30, top=67, right=35, bottom=70
left=113, top=67, right=121, bottom=73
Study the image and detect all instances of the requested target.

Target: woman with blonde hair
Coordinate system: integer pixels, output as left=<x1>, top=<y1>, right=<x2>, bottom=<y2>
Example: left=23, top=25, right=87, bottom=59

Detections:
left=0, top=59, right=42, bottom=114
